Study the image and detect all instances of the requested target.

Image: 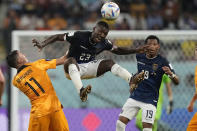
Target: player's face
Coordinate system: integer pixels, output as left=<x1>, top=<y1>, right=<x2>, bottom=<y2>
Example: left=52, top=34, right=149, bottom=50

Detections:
left=17, top=51, right=28, bottom=64
left=146, top=39, right=160, bottom=57
left=91, top=26, right=109, bottom=43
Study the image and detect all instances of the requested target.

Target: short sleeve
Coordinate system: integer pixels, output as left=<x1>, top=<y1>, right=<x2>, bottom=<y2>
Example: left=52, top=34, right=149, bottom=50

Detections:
left=64, top=31, right=78, bottom=44
left=136, top=53, right=140, bottom=61
left=105, top=39, right=113, bottom=50
left=35, top=59, right=56, bottom=70
left=163, top=58, right=175, bottom=74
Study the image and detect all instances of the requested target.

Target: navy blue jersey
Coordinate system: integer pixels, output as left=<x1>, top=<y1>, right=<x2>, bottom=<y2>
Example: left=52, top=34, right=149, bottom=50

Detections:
left=130, top=53, right=175, bottom=107
left=65, top=31, right=113, bottom=64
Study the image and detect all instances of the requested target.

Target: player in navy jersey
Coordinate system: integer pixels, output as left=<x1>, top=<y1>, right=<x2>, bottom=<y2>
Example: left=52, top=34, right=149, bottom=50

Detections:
left=32, top=21, right=145, bottom=102
left=116, top=35, right=179, bottom=131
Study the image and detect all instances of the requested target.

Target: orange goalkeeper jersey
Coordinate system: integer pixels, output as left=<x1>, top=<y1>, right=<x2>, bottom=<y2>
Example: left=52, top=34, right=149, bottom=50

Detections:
left=13, top=59, right=62, bottom=117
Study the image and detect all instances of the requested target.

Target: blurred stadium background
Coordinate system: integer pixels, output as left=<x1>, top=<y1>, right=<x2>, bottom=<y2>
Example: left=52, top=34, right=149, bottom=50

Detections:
left=1, top=0, right=197, bottom=131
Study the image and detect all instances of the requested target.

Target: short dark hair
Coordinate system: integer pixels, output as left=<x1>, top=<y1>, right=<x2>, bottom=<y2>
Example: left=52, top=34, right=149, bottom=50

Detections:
left=96, top=21, right=109, bottom=30
left=7, top=50, right=19, bottom=68
left=145, top=35, right=160, bottom=44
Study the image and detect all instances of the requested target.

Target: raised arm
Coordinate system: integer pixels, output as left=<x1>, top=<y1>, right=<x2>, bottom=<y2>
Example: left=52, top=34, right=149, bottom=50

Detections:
left=110, top=45, right=147, bottom=55
left=162, top=66, right=179, bottom=85
left=0, top=69, right=5, bottom=106
left=32, top=33, right=66, bottom=51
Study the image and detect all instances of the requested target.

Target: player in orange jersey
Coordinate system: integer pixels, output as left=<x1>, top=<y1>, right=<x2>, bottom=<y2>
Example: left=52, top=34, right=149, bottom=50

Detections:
left=7, top=50, right=69, bottom=131
left=187, top=66, right=197, bottom=131
left=0, top=68, right=5, bottom=106
left=187, top=47, right=197, bottom=131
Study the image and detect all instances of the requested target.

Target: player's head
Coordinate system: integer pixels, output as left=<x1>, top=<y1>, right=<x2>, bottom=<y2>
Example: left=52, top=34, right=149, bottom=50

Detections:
left=91, top=21, right=109, bottom=43
left=145, top=35, right=160, bottom=57
left=7, top=50, right=28, bottom=68
left=195, top=46, right=197, bottom=60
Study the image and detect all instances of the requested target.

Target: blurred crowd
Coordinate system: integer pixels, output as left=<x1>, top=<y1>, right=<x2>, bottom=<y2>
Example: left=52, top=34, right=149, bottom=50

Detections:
left=1, top=0, right=197, bottom=31
left=0, top=0, right=197, bottom=56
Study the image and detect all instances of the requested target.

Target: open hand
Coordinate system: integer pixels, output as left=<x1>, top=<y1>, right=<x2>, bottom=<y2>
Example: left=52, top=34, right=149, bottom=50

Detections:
left=32, top=39, right=43, bottom=51
left=136, top=45, right=148, bottom=54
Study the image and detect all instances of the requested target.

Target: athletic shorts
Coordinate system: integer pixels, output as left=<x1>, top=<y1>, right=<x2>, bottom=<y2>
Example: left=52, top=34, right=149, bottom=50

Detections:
left=28, top=109, right=69, bottom=131
left=65, top=59, right=103, bottom=79
left=119, top=98, right=156, bottom=124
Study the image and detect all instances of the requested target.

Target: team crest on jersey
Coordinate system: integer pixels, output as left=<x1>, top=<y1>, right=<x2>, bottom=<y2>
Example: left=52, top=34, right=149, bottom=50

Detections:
left=152, top=64, right=158, bottom=71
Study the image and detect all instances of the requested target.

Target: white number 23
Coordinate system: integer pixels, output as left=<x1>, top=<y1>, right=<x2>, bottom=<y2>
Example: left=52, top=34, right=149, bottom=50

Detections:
left=79, top=53, right=91, bottom=61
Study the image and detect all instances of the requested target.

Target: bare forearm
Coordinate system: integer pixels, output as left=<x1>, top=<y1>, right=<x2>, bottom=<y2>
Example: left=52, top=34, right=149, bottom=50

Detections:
left=0, top=70, right=5, bottom=99
left=111, top=47, right=138, bottom=55
left=41, top=34, right=65, bottom=48
left=171, top=75, right=179, bottom=85
left=190, top=93, right=197, bottom=105
left=166, top=83, right=173, bottom=101
left=0, top=81, right=5, bottom=98
left=168, top=72, right=179, bottom=85
left=56, top=55, right=67, bottom=66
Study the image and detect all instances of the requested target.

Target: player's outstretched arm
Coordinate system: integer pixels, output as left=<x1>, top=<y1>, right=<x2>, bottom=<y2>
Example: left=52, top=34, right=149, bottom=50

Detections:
left=0, top=69, right=5, bottom=106
left=162, top=66, right=179, bottom=85
left=32, top=33, right=66, bottom=51
left=187, top=93, right=197, bottom=112
left=56, top=54, right=67, bottom=66
left=110, top=45, right=147, bottom=55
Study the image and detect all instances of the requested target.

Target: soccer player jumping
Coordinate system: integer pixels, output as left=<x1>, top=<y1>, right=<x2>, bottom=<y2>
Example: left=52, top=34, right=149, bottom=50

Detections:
left=33, top=21, right=145, bottom=102
left=116, top=35, right=179, bottom=131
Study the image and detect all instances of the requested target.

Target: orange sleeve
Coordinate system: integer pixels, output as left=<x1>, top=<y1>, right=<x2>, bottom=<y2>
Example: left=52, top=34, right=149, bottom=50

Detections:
left=195, top=66, right=197, bottom=93
left=35, top=59, right=56, bottom=70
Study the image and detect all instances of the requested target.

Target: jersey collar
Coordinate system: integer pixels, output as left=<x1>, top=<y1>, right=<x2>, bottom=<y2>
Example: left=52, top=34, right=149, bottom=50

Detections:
left=145, top=54, right=159, bottom=59
left=17, top=65, right=29, bottom=74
